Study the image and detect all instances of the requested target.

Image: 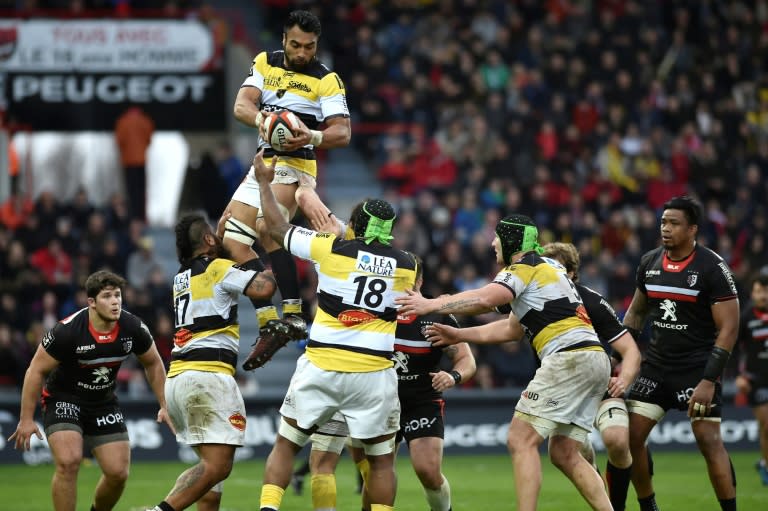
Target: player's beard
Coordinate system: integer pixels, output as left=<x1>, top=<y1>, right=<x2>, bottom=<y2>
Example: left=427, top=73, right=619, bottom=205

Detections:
left=212, top=237, right=233, bottom=260
left=283, top=47, right=312, bottom=71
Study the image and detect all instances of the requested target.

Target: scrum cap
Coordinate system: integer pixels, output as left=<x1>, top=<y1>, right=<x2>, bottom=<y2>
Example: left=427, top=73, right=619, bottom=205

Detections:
left=352, top=199, right=396, bottom=245
left=495, top=214, right=543, bottom=264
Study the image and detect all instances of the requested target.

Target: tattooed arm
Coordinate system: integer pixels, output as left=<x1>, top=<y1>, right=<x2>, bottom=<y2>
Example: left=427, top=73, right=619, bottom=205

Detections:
left=395, top=283, right=515, bottom=316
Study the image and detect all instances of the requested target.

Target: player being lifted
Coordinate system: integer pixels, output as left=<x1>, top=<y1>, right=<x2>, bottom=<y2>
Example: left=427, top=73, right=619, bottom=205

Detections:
left=221, top=9, right=350, bottom=339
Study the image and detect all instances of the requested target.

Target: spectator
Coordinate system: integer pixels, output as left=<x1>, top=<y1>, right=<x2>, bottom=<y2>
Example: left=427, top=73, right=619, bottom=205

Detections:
left=114, top=106, right=155, bottom=222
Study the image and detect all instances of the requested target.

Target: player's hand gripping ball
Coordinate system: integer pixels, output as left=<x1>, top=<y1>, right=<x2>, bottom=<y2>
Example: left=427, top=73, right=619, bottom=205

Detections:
left=263, top=111, right=301, bottom=152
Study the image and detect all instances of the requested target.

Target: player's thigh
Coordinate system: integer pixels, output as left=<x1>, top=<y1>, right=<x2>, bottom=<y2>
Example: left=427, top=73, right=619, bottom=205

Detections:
left=407, top=436, right=444, bottom=475
left=271, top=182, right=299, bottom=215
left=47, top=430, right=85, bottom=467
left=92, top=440, right=131, bottom=479
left=226, top=199, right=261, bottom=229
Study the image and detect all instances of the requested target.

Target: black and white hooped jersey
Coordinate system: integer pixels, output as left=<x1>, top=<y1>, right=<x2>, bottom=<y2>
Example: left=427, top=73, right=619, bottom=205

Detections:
left=738, top=305, right=768, bottom=383
left=170, top=255, right=258, bottom=377
left=41, top=308, right=154, bottom=403
left=393, top=310, right=459, bottom=404
left=491, top=252, right=602, bottom=360
left=637, top=245, right=738, bottom=370
left=284, top=226, right=417, bottom=372
left=242, top=50, right=349, bottom=149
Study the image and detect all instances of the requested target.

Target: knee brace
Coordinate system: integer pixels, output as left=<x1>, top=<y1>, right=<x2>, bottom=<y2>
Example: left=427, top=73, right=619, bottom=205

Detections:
left=362, top=437, right=395, bottom=456
left=278, top=418, right=311, bottom=448
left=223, top=217, right=259, bottom=245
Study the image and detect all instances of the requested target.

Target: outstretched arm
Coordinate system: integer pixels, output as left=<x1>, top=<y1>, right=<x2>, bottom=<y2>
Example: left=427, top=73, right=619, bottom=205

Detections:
left=395, top=283, right=514, bottom=317
left=427, top=312, right=525, bottom=347
left=8, top=345, right=58, bottom=450
left=252, top=150, right=293, bottom=246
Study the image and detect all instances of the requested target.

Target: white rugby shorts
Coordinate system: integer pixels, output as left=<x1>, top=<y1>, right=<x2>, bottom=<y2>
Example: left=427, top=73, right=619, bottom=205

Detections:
left=231, top=160, right=317, bottom=211
left=166, top=371, right=247, bottom=446
left=515, top=350, right=610, bottom=437
left=280, top=354, right=400, bottom=439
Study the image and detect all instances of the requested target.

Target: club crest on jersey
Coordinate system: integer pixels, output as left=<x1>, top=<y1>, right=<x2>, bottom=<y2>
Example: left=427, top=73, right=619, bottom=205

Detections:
left=356, top=251, right=395, bottom=276
left=687, top=273, right=698, bottom=287
left=122, top=339, right=132, bottom=353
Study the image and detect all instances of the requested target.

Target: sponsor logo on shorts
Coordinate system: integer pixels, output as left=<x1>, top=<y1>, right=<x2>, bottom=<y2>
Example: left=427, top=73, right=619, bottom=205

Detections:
left=545, top=398, right=559, bottom=407
left=404, top=417, right=437, bottom=433
left=55, top=401, right=80, bottom=419
left=229, top=413, right=246, bottom=431
left=521, top=391, right=539, bottom=401
left=631, top=376, right=658, bottom=396
left=96, top=412, right=124, bottom=427
left=338, top=309, right=376, bottom=326
left=676, top=388, right=695, bottom=403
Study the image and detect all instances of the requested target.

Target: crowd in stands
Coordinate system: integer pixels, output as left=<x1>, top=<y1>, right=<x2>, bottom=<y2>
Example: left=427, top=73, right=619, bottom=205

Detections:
left=3, top=1, right=768, bottom=393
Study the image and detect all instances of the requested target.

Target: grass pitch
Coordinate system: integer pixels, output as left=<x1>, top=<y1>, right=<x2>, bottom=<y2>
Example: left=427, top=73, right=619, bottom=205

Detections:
left=0, top=451, right=766, bottom=510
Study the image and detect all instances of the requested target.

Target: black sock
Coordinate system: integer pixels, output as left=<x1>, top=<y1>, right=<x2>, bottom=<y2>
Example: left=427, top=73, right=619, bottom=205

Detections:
left=91, top=506, right=97, bottom=511
left=250, top=296, right=273, bottom=310
left=158, top=502, right=176, bottom=511
left=638, top=493, right=659, bottom=511
left=269, top=248, right=299, bottom=300
left=606, top=461, right=631, bottom=511
left=719, top=498, right=736, bottom=511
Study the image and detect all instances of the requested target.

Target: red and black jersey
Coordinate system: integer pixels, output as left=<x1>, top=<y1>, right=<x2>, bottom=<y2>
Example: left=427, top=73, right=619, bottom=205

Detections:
left=738, top=305, right=768, bottom=384
left=636, top=245, right=738, bottom=370
left=392, top=310, right=459, bottom=406
left=41, top=308, right=154, bottom=403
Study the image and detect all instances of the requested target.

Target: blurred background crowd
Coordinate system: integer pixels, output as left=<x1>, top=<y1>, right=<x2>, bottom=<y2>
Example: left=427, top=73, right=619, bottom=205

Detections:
left=2, top=0, right=768, bottom=397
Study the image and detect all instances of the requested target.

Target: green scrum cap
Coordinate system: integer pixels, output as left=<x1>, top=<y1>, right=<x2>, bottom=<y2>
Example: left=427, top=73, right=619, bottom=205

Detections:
left=495, top=214, right=544, bottom=264
left=352, top=199, right=396, bottom=245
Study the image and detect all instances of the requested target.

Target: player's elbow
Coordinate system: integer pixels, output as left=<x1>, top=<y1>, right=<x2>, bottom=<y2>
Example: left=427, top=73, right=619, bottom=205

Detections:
left=233, top=101, right=250, bottom=125
left=246, top=274, right=277, bottom=300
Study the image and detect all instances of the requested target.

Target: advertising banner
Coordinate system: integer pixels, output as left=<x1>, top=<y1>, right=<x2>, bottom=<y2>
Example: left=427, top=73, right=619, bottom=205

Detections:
left=0, top=20, right=226, bottom=131
left=0, top=396, right=761, bottom=464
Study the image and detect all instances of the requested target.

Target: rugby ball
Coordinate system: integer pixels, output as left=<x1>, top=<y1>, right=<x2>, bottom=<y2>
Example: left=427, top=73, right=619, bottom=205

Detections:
left=263, top=111, right=301, bottom=152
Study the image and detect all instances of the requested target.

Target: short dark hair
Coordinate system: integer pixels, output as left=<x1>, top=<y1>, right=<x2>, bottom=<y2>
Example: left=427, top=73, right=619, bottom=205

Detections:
left=663, top=195, right=702, bottom=226
left=753, top=274, right=768, bottom=287
left=85, top=270, right=126, bottom=299
left=175, top=214, right=210, bottom=264
left=285, top=10, right=321, bottom=36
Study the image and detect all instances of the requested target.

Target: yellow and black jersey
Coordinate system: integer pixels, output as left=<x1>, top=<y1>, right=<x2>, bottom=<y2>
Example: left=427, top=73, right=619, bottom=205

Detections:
left=242, top=50, right=349, bottom=151
left=284, top=226, right=417, bottom=373
left=492, top=252, right=602, bottom=359
left=169, top=256, right=258, bottom=377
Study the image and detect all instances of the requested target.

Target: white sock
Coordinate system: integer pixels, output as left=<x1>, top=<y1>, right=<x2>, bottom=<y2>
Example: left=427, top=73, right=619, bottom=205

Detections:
left=424, top=475, right=451, bottom=511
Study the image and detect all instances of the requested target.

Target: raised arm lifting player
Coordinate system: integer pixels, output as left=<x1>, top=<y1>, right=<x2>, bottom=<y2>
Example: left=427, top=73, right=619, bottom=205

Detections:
left=251, top=149, right=417, bottom=511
